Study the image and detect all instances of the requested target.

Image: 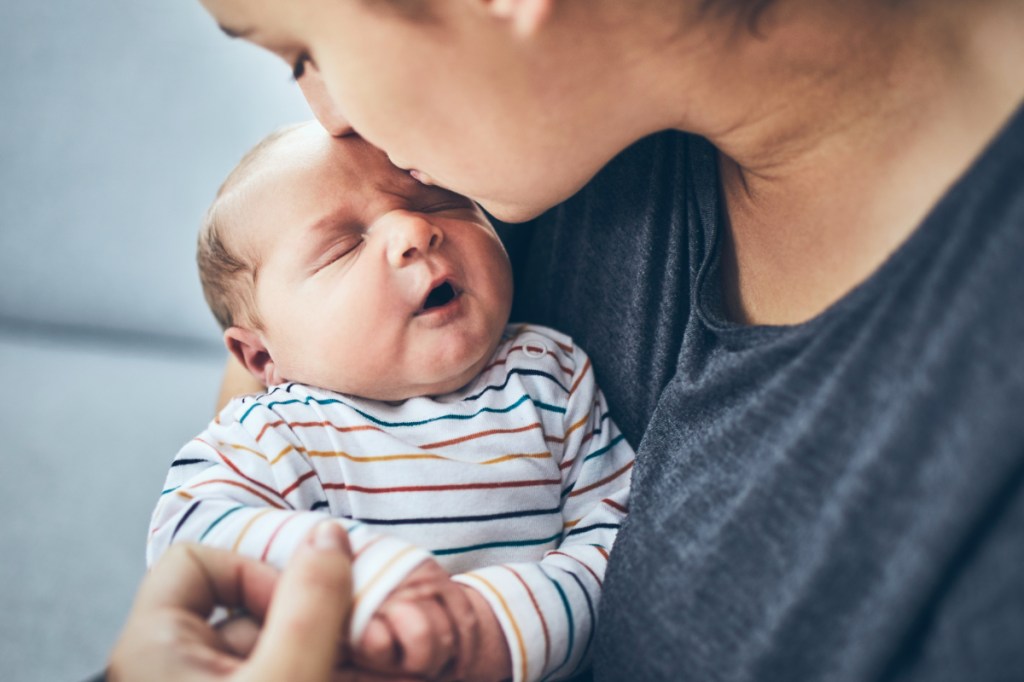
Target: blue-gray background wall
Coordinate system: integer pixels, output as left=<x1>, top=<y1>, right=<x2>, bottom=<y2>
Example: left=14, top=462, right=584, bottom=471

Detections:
left=0, top=2, right=311, bottom=679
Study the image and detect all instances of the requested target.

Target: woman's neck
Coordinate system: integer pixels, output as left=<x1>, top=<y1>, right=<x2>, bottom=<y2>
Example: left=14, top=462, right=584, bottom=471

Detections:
left=640, top=0, right=1024, bottom=324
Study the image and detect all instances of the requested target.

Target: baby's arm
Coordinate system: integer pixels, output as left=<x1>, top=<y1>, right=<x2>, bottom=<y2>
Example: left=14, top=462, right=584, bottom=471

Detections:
left=355, top=348, right=634, bottom=682
left=453, top=381, right=633, bottom=682
left=355, top=558, right=512, bottom=681
left=147, top=395, right=433, bottom=641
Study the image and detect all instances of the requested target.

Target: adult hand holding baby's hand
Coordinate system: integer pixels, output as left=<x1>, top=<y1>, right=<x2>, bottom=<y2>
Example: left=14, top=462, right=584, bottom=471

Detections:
left=356, top=559, right=512, bottom=682
left=108, top=523, right=353, bottom=682
left=111, top=530, right=509, bottom=682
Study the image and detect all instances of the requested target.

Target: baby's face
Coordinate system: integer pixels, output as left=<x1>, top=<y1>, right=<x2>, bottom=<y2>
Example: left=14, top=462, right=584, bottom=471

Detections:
left=225, top=125, right=512, bottom=400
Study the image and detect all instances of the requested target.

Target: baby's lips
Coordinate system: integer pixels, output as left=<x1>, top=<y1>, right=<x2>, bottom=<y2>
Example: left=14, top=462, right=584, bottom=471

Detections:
left=420, top=281, right=460, bottom=313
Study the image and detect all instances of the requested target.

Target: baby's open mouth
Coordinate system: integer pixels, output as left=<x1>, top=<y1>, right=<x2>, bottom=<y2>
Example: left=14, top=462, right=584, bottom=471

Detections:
left=421, top=281, right=458, bottom=311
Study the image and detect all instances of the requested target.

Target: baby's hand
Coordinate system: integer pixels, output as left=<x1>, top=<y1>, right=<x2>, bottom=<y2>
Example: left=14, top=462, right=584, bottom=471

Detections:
left=354, top=559, right=511, bottom=681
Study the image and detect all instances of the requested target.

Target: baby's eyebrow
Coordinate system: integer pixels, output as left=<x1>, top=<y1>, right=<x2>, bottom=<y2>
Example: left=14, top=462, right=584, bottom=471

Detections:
left=297, top=209, right=356, bottom=264
left=308, top=207, right=354, bottom=236
left=378, top=178, right=456, bottom=205
left=376, top=176, right=417, bottom=197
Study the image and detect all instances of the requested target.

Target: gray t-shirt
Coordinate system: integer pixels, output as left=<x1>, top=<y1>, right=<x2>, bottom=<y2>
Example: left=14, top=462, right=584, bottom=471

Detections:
left=502, top=102, right=1024, bottom=680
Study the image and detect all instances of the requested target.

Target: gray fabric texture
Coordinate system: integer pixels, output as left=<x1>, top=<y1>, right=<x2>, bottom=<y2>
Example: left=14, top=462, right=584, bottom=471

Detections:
left=0, top=332, right=225, bottom=682
left=503, top=102, right=1024, bottom=681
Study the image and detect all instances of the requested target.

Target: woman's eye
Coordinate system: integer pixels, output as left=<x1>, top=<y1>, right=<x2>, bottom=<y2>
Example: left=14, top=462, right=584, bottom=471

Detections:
left=291, top=53, right=311, bottom=81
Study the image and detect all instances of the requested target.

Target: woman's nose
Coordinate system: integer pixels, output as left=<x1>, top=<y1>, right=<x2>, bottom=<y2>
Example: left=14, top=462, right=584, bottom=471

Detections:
left=296, top=65, right=354, bottom=137
left=384, top=212, right=444, bottom=268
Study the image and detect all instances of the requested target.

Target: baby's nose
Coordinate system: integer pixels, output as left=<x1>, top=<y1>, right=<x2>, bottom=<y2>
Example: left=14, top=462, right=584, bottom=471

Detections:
left=385, top=212, right=443, bottom=267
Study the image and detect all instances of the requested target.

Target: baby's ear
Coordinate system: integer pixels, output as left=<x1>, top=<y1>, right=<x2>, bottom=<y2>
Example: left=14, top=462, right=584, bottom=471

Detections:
left=224, top=327, right=282, bottom=387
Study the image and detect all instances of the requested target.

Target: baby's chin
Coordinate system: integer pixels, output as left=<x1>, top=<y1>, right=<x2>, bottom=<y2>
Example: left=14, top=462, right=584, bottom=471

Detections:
left=358, top=352, right=499, bottom=403
left=298, top=325, right=506, bottom=401
left=379, top=366, right=489, bottom=403
left=303, top=364, right=480, bottom=403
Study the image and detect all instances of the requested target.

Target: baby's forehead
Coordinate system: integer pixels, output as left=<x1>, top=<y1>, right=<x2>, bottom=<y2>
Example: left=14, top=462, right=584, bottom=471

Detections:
left=267, top=127, right=422, bottom=197
left=216, top=134, right=366, bottom=228
left=276, top=125, right=389, bottom=170
left=218, top=123, right=476, bottom=250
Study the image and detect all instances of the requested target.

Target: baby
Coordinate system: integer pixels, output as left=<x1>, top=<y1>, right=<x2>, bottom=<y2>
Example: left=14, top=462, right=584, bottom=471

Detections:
left=148, top=122, right=634, bottom=682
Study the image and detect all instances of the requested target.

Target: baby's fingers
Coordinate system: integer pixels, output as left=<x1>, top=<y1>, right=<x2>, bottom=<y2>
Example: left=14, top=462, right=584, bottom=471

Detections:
left=438, top=584, right=481, bottom=681
left=357, top=613, right=401, bottom=670
left=356, top=599, right=456, bottom=679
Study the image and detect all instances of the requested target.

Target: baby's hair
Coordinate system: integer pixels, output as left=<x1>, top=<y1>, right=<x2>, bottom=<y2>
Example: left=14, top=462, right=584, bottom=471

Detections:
left=197, top=123, right=306, bottom=331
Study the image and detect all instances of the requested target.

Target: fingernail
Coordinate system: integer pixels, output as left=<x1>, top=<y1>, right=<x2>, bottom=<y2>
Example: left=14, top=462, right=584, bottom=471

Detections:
left=311, top=522, right=347, bottom=552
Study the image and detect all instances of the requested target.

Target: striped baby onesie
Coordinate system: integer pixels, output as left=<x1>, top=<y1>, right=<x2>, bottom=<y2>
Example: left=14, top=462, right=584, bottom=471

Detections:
left=148, top=324, right=634, bottom=682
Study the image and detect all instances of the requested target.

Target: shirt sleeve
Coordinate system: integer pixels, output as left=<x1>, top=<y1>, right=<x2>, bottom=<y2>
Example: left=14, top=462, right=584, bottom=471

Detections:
left=146, top=400, right=432, bottom=640
left=453, top=347, right=635, bottom=682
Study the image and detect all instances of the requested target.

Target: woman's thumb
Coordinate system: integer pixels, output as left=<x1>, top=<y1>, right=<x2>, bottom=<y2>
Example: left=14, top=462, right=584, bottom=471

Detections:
left=248, top=523, right=353, bottom=681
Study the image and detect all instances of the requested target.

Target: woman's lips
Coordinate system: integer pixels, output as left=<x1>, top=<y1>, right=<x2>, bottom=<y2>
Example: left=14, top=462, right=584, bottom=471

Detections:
left=409, top=169, right=434, bottom=185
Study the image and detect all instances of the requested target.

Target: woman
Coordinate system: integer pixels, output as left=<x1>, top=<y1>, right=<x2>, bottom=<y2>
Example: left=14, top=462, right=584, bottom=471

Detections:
left=112, top=0, right=1024, bottom=679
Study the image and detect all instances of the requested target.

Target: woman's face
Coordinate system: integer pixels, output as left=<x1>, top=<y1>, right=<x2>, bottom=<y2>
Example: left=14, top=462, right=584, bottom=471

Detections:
left=199, top=0, right=616, bottom=222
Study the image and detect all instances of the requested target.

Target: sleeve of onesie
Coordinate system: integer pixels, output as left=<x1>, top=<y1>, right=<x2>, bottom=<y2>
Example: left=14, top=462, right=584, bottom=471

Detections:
left=453, top=344, right=635, bottom=682
left=146, top=396, right=432, bottom=640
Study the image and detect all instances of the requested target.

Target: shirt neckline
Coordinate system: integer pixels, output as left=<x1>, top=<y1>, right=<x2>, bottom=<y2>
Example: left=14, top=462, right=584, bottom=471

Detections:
left=692, top=96, right=1024, bottom=351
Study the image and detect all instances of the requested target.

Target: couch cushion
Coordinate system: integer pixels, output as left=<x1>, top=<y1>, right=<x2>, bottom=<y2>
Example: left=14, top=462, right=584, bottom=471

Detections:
left=0, top=332, right=226, bottom=681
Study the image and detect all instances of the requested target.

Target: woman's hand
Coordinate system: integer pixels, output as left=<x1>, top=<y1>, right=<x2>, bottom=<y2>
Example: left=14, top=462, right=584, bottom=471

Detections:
left=107, top=523, right=352, bottom=682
